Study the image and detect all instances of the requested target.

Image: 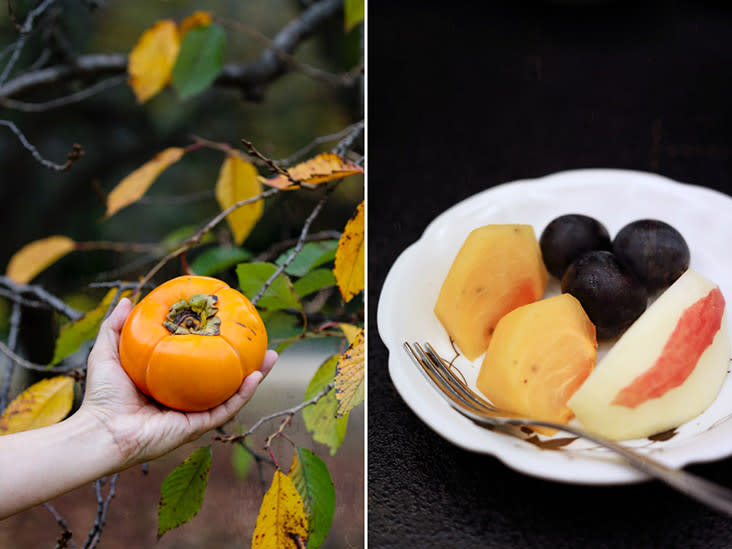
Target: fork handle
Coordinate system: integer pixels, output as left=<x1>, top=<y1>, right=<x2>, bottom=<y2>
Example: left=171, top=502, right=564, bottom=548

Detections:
left=464, top=409, right=732, bottom=517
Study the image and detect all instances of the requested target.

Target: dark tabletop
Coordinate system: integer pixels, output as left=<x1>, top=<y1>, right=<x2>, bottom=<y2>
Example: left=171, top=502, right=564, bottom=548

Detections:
left=368, top=1, right=732, bottom=547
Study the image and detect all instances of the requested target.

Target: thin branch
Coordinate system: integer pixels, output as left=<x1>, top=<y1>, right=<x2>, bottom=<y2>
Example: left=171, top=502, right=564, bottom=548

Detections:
left=44, top=503, right=76, bottom=549
left=0, top=276, right=83, bottom=320
left=0, top=120, right=83, bottom=171
left=135, top=188, right=280, bottom=294
left=252, top=187, right=333, bottom=306
left=0, top=0, right=344, bottom=103
left=0, top=339, right=80, bottom=373
left=242, top=138, right=299, bottom=185
left=83, top=474, right=118, bottom=549
left=214, top=382, right=334, bottom=444
left=0, top=74, right=125, bottom=112
left=74, top=240, right=161, bottom=254
left=278, top=120, right=364, bottom=166
left=0, top=301, right=21, bottom=411
left=218, top=10, right=360, bottom=90
left=0, top=286, right=51, bottom=311
left=0, top=0, right=57, bottom=85
left=136, top=189, right=214, bottom=206
left=252, top=229, right=341, bottom=262
left=333, top=119, right=365, bottom=158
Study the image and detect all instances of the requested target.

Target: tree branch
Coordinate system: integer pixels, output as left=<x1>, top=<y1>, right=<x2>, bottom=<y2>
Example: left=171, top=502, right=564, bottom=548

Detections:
left=0, top=276, right=83, bottom=320
left=251, top=186, right=333, bottom=306
left=0, top=120, right=83, bottom=171
left=0, top=0, right=344, bottom=103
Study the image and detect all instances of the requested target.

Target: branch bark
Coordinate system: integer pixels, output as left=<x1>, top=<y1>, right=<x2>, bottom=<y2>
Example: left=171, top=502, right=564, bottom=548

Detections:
left=0, top=0, right=344, bottom=104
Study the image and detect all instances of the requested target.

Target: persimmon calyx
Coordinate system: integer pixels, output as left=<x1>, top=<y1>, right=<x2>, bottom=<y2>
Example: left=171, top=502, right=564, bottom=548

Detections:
left=163, top=294, right=221, bottom=336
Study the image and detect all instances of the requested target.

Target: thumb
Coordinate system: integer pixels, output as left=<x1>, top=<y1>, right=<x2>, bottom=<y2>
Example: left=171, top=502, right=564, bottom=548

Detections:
left=89, top=297, right=133, bottom=365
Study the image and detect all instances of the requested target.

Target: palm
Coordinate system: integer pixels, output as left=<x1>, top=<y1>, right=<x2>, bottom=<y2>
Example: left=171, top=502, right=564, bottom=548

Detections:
left=81, top=299, right=275, bottom=468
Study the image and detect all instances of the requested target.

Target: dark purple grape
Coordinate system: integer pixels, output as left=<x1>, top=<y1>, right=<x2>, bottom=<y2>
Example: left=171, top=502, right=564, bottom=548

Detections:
left=612, top=219, right=690, bottom=293
left=540, top=214, right=611, bottom=279
left=561, top=250, right=647, bottom=339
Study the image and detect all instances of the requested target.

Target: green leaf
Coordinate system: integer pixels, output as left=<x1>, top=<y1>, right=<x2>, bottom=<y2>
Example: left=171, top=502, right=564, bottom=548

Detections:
left=293, top=268, right=336, bottom=298
left=190, top=246, right=251, bottom=276
left=231, top=444, right=254, bottom=481
left=49, top=288, right=124, bottom=366
left=302, top=356, right=348, bottom=455
left=275, top=240, right=337, bottom=277
left=344, top=0, right=364, bottom=31
left=260, top=310, right=301, bottom=343
left=172, top=24, right=226, bottom=99
left=236, top=262, right=302, bottom=311
left=289, top=448, right=335, bottom=549
left=157, top=446, right=212, bottom=538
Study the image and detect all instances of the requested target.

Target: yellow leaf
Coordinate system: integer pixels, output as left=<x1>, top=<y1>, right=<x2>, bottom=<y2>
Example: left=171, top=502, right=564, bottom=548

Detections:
left=262, top=152, right=364, bottom=190
left=179, top=11, right=212, bottom=35
left=333, top=200, right=364, bottom=302
left=339, top=323, right=360, bottom=344
left=106, top=147, right=185, bottom=218
left=127, top=20, right=181, bottom=103
left=0, top=376, right=74, bottom=435
left=215, top=154, right=263, bottom=245
left=6, top=236, right=76, bottom=284
left=252, top=470, right=309, bottom=548
left=334, top=328, right=364, bottom=416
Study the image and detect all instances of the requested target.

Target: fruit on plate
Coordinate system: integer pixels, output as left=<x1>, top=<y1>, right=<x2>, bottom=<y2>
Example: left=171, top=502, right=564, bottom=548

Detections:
left=567, top=269, right=729, bottom=441
left=612, top=219, right=690, bottom=293
left=476, top=293, right=597, bottom=433
left=561, top=250, right=648, bottom=339
left=434, top=224, right=548, bottom=360
left=119, top=275, right=267, bottom=411
left=540, top=214, right=612, bottom=279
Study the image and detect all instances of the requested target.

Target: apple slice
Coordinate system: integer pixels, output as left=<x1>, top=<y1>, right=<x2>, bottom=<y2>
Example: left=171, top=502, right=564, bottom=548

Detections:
left=567, top=268, right=730, bottom=441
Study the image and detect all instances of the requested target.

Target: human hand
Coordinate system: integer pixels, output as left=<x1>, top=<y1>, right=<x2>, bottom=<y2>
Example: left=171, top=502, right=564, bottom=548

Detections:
left=78, top=297, right=277, bottom=471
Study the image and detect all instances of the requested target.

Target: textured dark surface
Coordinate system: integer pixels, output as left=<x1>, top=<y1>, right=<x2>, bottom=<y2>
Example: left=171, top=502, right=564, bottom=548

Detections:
left=368, top=1, right=732, bottom=547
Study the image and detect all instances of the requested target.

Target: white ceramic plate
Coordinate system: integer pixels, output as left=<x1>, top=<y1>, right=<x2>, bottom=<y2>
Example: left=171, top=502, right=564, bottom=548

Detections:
left=377, top=169, right=732, bottom=485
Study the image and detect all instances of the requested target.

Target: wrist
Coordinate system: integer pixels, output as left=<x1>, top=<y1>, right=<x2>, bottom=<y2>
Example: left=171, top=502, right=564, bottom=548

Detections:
left=69, top=406, right=131, bottom=475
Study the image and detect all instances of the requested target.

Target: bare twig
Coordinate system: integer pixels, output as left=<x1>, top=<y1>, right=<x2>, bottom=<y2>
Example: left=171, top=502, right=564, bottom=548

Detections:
left=0, top=74, right=125, bottom=112
left=0, top=276, right=83, bottom=320
left=218, top=11, right=360, bottom=89
left=241, top=138, right=298, bottom=184
left=44, top=503, right=76, bottom=549
left=251, top=187, right=333, bottom=306
left=214, top=382, right=334, bottom=445
left=0, top=0, right=343, bottom=103
left=74, top=241, right=161, bottom=254
left=333, top=119, right=365, bottom=158
left=137, top=189, right=214, bottom=206
left=88, top=280, right=153, bottom=292
left=278, top=120, right=364, bottom=166
left=135, top=188, right=280, bottom=294
left=0, top=0, right=57, bottom=86
left=0, top=120, right=83, bottom=171
left=0, top=339, right=80, bottom=373
left=0, top=286, right=51, bottom=311
left=252, top=229, right=341, bottom=262
left=83, top=474, right=118, bottom=549
left=0, top=301, right=21, bottom=411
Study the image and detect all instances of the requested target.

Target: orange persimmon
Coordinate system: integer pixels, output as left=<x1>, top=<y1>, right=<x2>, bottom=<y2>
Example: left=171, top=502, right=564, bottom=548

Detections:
left=119, top=275, right=267, bottom=411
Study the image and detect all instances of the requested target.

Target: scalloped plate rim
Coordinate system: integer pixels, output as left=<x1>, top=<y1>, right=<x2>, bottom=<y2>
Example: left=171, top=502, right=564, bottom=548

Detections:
left=377, top=168, right=732, bottom=485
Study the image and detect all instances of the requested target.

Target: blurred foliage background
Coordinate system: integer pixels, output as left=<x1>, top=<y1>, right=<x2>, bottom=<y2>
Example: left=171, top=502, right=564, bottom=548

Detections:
left=0, top=0, right=364, bottom=358
left=0, top=1, right=363, bottom=546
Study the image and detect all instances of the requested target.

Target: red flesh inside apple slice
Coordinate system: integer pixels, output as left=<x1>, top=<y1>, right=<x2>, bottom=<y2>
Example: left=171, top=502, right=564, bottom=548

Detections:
left=612, top=287, right=725, bottom=408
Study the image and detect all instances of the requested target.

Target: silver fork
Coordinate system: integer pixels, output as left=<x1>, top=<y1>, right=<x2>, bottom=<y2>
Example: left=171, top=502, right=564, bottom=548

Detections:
left=403, top=341, right=732, bottom=517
